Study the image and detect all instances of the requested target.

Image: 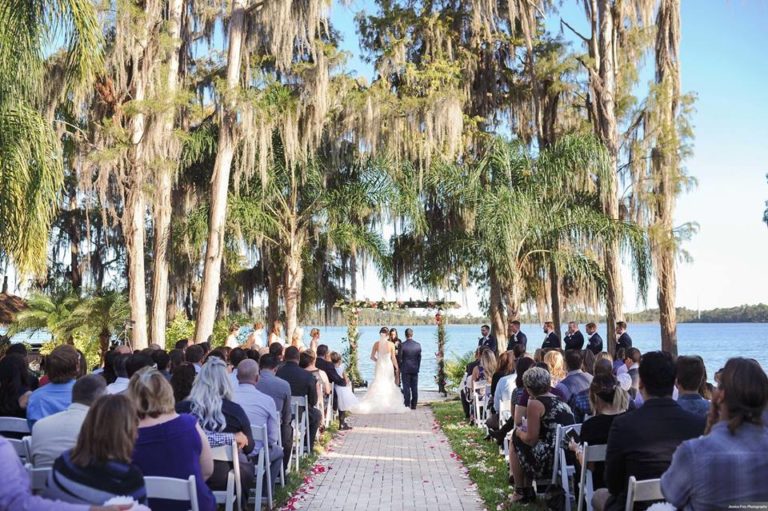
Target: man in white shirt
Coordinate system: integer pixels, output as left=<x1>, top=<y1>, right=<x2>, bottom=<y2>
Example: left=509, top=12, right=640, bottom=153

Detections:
left=30, top=375, right=106, bottom=467
left=233, top=359, right=283, bottom=489
left=105, top=354, right=129, bottom=394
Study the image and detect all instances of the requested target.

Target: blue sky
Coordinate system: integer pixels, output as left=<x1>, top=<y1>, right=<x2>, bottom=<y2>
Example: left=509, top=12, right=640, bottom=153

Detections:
left=333, top=0, right=768, bottom=314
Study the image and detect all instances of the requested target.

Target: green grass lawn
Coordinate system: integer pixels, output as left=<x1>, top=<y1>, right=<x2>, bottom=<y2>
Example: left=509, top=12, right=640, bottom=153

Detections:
left=271, top=423, right=338, bottom=510
left=431, top=400, right=545, bottom=511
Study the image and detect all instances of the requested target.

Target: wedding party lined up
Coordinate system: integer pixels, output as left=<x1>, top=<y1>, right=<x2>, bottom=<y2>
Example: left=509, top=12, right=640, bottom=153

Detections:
left=2, top=318, right=768, bottom=510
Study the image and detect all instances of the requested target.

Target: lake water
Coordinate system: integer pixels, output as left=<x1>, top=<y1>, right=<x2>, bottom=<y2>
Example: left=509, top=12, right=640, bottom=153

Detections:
left=306, top=323, right=768, bottom=390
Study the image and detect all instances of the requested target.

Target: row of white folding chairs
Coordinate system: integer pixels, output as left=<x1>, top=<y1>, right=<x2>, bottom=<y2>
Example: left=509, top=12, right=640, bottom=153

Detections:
left=471, top=382, right=488, bottom=429
left=1, top=417, right=32, bottom=463
left=289, top=396, right=311, bottom=473
left=28, top=463, right=208, bottom=511
left=323, top=383, right=336, bottom=429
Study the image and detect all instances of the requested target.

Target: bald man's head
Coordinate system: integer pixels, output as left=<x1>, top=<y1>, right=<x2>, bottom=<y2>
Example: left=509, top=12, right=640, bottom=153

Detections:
left=236, top=358, right=260, bottom=384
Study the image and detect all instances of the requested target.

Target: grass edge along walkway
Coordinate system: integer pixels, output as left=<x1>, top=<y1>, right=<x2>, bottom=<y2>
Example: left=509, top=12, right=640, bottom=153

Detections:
left=431, top=400, right=545, bottom=511
left=272, top=423, right=338, bottom=510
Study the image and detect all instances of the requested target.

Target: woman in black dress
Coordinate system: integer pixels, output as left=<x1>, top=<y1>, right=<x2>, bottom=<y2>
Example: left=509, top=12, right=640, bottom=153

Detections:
left=510, top=366, right=575, bottom=503
left=389, top=328, right=403, bottom=385
left=568, top=372, right=628, bottom=490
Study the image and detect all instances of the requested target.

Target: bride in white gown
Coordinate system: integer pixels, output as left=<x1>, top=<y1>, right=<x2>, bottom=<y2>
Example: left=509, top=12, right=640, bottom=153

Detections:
left=352, top=331, right=409, bottom=414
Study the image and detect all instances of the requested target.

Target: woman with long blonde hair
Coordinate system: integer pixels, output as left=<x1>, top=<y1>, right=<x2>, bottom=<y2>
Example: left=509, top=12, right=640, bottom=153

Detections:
left=543, top=350, right=566, bottom=385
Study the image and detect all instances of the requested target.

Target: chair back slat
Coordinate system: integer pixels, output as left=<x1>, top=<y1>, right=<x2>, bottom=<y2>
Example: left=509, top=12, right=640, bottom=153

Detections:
left=144, top=475, right=200, bottom=511
left=625, top=476, right=663, bottom=511
left=583, top=444, right=607, bottom=463
left=0, top=417, right=31, bottom=435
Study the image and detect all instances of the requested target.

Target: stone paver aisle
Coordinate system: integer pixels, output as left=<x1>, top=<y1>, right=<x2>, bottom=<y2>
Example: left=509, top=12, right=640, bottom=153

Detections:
left=293, top=406, right=485, bottom=511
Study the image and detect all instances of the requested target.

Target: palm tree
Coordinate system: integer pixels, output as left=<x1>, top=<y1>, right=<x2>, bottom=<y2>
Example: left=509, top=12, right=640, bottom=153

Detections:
left=7, top=292, right=82, bottom=344
left=66, top=291, right=130, bottom=362
left=0, top=0, right=101, bottom=275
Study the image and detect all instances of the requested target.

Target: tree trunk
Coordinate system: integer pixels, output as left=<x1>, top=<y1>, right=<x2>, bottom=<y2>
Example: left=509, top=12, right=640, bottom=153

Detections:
left=549, top=260, right=562, bottom=341
left=283, top=236, right=304, bottom=341
left=266, top=252, right=280, bottom=327
left=150, top=0, right=183, bottom=349
left=125, top=188, right=148, bottom=350
left=194, top=0, right=246, bottom=344
left=350, top=250, right=358, bottom=300
left=653, top=0, right=680, bottom=355
left=68, top=204, right=82, bottom=293
left=588, top=0, right=623, bottom=351
left=488, top=266, right=507, bottom=347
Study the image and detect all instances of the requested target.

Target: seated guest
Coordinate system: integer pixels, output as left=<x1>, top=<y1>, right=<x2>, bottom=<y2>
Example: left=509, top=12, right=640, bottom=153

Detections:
left=6, top=343, right=40, bottom=390
left=268, top=342, right=284, bottom=362
left=229, top=348, right=247, bottom=387
left=612, top=348, right=626, bottom=376
left=168, top=348, right=185, bottom=373
left=276, top=346, right=322, bottom=449
left=623, top=348, right=641, bottom=398
left=556, top=350, right=593, bottom=404
left=151, top=350, right=171, bottom=380
left=571, top=358, right=614, bottom=422
left=675, top=355, right=710, bottom=418
left=125, top=353, right=154, bottom=378
left=593, top=351, right=705, bottom=511
left=661, top=357, right=768, bottom=510
left=27, top=345, right=80, bottom=428
left=486, top=351, right=515, bottom=431
left=205, top=348, right=228, bottom=364
left=509, top=367, right=575, bottom=503
left=233, top=359, right=283, bottom=488
left=277, top=346, right=322, bottom=450
left=0, top=436, right=129, bottom=511
left=544, top=350, right=566, bottom=386
left=175, top=339, right=189, bottom=352
left=568, top=373, right=628, bottom=490
left=581, top=349, right=597, bottom=376
left=106, top=354, right=129, bottom=394
left=170, top=363, right=196, bottom=403
left=460, top=348, right=483, bottom=419
left=490, top=357, right=536, bottom=445
left=300, top=350, right=330, bottom=420
left=185, top=344, right=205, bottom=374
left=129, top=368, right=216, bottom=511
left=31, top=375, right=106, bottom=467
left=176, top=358, right=255, bottom=501
left=46, top=395, right=147, bottom=505
left=315, top=344, right=349, bottom=428
left=0, top=353, right=32, bottom=420
left=471, top=348, right=497, bottom=393
left=257, top=354, right=293, bottom=468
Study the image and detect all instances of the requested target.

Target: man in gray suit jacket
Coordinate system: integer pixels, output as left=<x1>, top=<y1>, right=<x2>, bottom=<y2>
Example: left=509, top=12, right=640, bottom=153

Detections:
left=256, top=354, right=293, bottom=469
left=400, top=329, right=422, bottom=409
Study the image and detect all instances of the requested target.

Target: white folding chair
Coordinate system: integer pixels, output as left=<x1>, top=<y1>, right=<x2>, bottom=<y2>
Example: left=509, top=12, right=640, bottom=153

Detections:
left=290, top=397, right=309, bottom=471
left=292, top=396, right=311, bottom=454
left=324, top=383, right=335, bottom=429
left=576, top=443, right=607, bottom=511
left=0, top=417, right=30, bottom=436
left=210, top=443, right=241, bottom=511
left=25, top=464, right=51, bottom=495
left=8, top=438, right=27, bottom=462
left=551, top=423, right=582, bottom=510
left=499, top=399, right=513, bottom=428
left=22, top=435, right=33, bottom=464
left=275, top=427, right=285, bottom=487
left=625, top=476, right=663, bottom=511
left=250, top=425, right=273, bottom=511
left=144, top=475, right=200, bottom=511
left=472, top=382, right=487, bottom=428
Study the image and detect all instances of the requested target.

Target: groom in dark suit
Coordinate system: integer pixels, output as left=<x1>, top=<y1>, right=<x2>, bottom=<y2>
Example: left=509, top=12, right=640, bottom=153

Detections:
left=400, top=328, right=422, bottom=409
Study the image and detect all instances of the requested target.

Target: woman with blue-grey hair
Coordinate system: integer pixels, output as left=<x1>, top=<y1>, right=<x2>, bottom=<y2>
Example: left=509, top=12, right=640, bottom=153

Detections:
left=176, top=357, right=255, bottom=504
left=508, top=366, right=575, bottom=503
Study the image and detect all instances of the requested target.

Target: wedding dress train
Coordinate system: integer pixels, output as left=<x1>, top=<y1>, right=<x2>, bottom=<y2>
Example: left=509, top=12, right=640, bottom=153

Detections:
left=351, top=340, right=409, bottom=414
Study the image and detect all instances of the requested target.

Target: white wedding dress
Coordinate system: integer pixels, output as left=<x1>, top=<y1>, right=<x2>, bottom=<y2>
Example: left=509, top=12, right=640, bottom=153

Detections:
left=351, top=340, right=409, bottom=414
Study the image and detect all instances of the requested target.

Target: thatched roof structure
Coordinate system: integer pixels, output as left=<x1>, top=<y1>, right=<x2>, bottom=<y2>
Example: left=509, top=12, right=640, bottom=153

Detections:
left=0, top=293, right=27, bottom=325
